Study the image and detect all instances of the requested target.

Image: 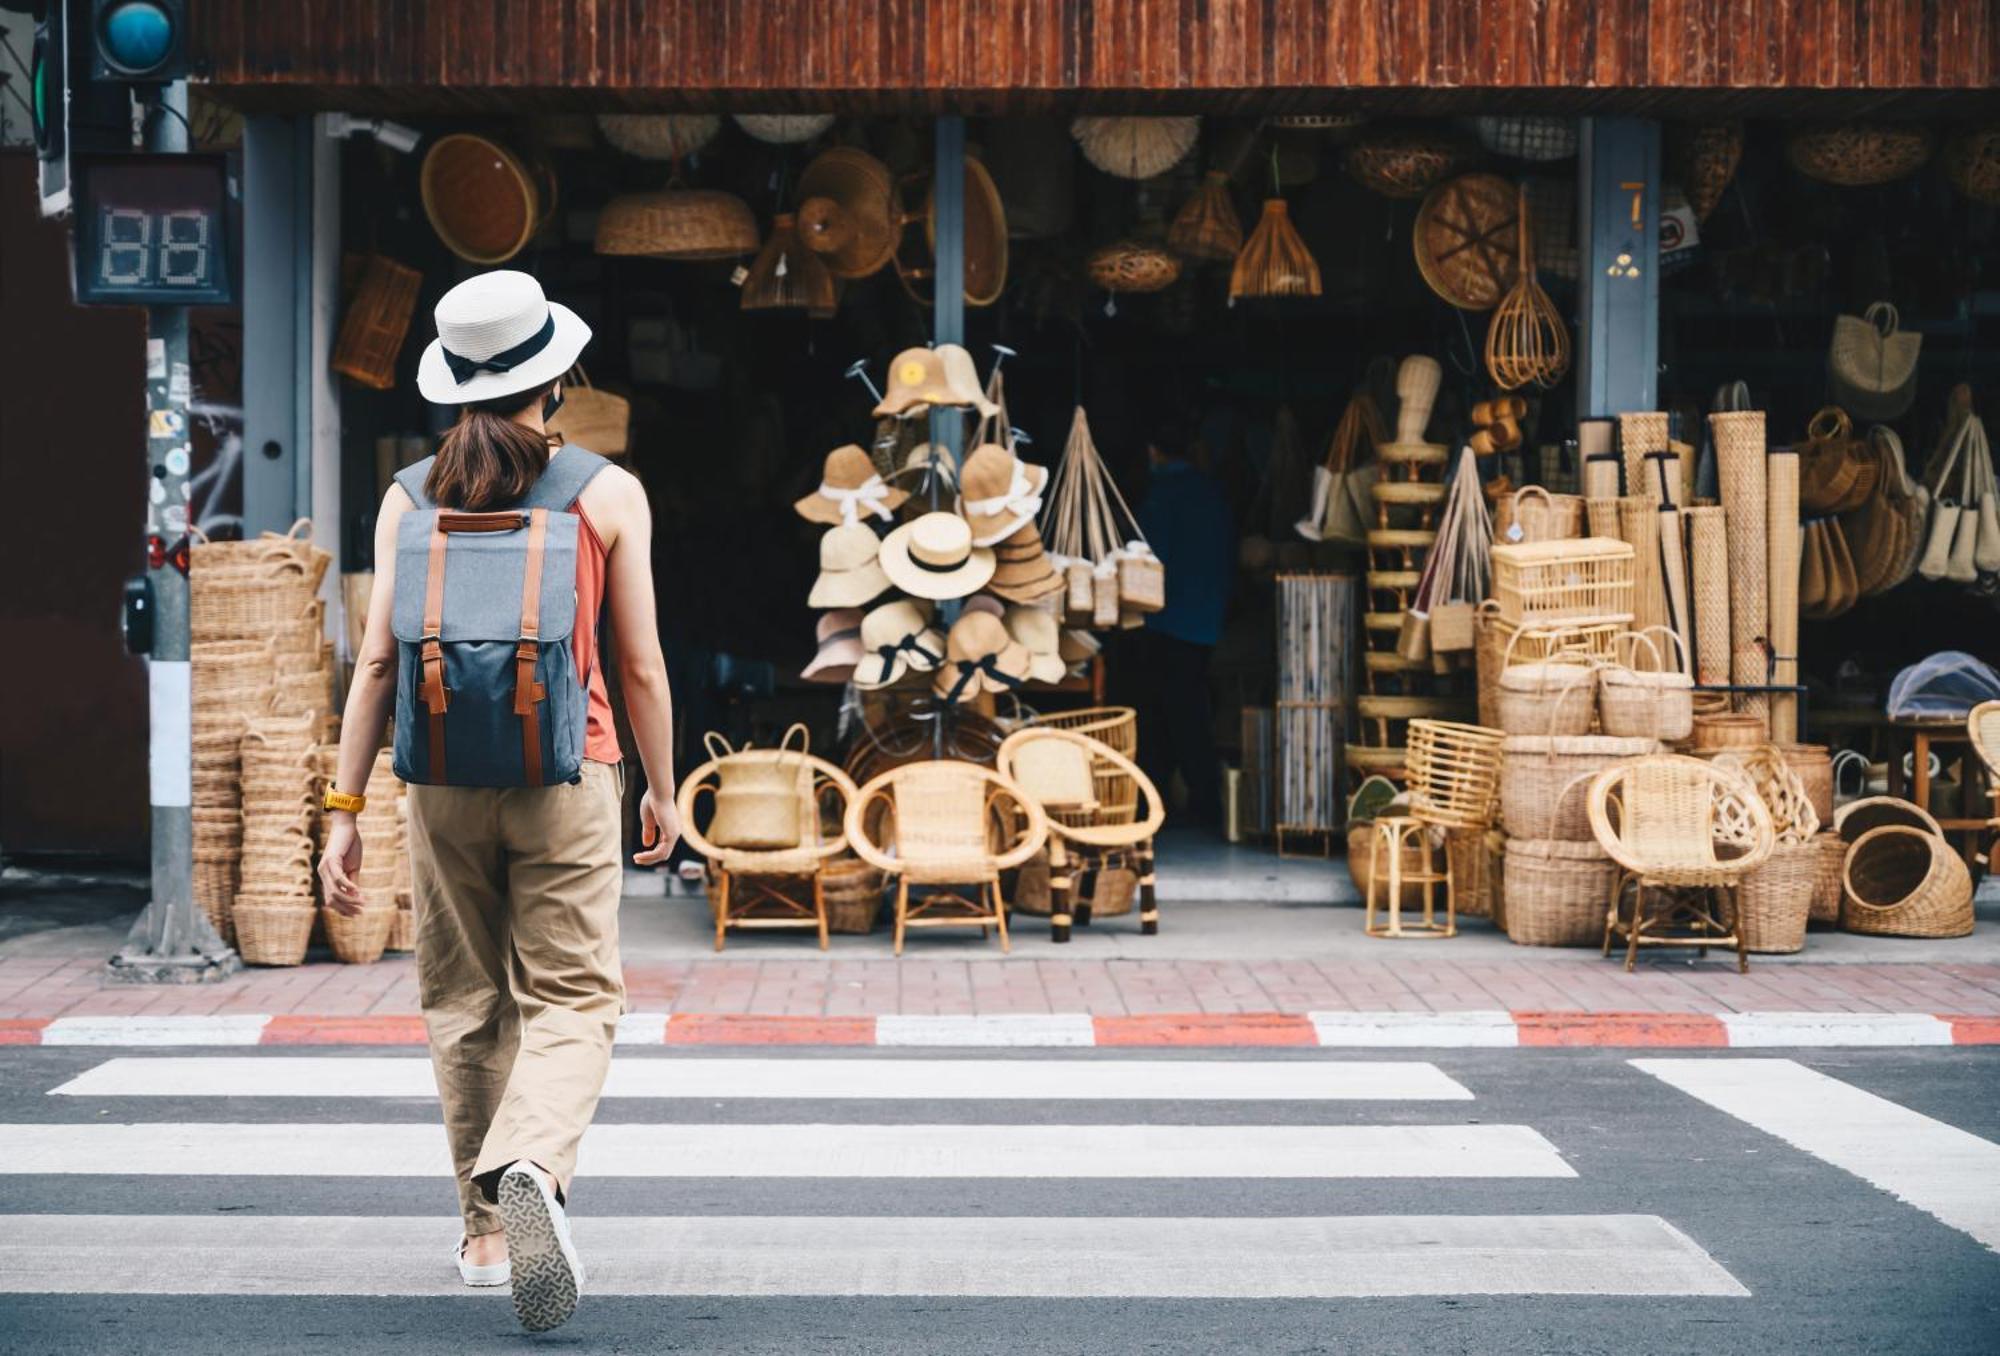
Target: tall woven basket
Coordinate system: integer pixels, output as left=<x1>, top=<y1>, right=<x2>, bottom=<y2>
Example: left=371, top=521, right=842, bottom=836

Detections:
left=1732, top=839, right=1818, bottom=953
left=1710, top=410, right=1770, bottom=729
left=1503, top=838, right=1618, bottom=946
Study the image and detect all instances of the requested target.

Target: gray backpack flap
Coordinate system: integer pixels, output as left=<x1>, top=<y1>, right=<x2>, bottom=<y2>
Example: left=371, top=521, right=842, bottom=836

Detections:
left=389, top=446, right=609, bottom=788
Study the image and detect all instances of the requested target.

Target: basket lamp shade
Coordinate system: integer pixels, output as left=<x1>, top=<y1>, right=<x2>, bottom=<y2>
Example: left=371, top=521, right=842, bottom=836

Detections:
left=594, top=187, right=760, bottom=260
left=733, top=113, right=835, bottom=145
left=419, top=134, right=551, bottom=265
left=1070, top=116, right=1200, bottom=179
left=1168, top=171, right=1243, bottom=263
left=742, top=214, right=836, bottom=317
left=1229, top=199, right=1321, bottom=300
left=795, top=147, right=899, bottom=279
left=596, top=113, right=721, bottom=161
left=1086, top=241, right=1182, bottom=294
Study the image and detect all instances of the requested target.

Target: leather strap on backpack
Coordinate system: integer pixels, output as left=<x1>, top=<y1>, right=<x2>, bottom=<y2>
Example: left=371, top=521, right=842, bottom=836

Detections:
left=420, top=521, right=451, bottom=782
left=514, top=508, right=550, bottom=786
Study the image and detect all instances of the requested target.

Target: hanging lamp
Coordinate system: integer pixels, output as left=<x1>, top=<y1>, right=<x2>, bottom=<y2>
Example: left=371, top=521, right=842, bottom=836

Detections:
left=1229, top=145, right=1321, bottom=300
left=741, top=213, right=836, bottom=317
left=1168, top=170, right=1243, bottom=263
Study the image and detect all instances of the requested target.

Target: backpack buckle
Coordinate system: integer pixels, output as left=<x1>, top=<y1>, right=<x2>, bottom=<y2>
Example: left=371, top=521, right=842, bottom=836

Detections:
left=420, top=637, right=450, bottom=713
left=513, top=640, right=546, bottom=716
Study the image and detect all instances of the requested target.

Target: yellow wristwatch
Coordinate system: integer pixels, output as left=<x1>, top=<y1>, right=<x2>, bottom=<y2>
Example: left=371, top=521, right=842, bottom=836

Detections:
left=323, top=786, right=368, bottom=815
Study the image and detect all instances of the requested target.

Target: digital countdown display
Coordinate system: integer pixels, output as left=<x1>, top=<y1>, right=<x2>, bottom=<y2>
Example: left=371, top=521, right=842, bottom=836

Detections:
left=72, top=155, right=234, bottom=306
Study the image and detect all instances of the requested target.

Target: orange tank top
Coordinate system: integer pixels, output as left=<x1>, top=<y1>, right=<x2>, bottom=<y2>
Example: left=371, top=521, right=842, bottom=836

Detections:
left=571, top=501, right=622, bottom=765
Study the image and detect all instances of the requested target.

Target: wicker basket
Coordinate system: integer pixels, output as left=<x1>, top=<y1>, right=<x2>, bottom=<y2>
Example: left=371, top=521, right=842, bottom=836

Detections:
left=1087, top=241, right=1182, bottom=294
left=1691, top=713, right=1767, bottom=752
left=233, top=897, right=316, bottom=966
left=1446, top=828, right=1507, bottom=922
left=595, top=188, right=759, bottom=260
left=1599, top=629, right=1695, bottom=742
left=596, top=113, right=721, bottom=161
left=1732, top=839, right=1818, bottom=953
left=1496, top=661, right=1598, bottom=738
left=1779, top=745, right=1835, bottom=831
left=1406, top=720, right=1505, bottom=830
left=1490, top=537, right=1636, bottom=625
left=820, top=857, right=884, bottom=934
left=1474, top=606, right=1626, bottom=729
left=1833, top=795, right=1943, bottom=841
left=1343, top=130, right=1463, bottom=198
left=331, top=254, right=421, bottom=391
left=1787, top=123, right=1934, bottom=187
left=1808, top=831, right=1845, bottom=924
left=1493, top=486, right=1584, bottom=544
left=1503, top=838, right=1618, bottom=946
left=323, top=905, right=396, bottom=965
left=1841, top=825, right=1974, bottom=938
left=1500, top=734, right=1657, bottom=840
left=1943, top=126, right=2000, bottom=205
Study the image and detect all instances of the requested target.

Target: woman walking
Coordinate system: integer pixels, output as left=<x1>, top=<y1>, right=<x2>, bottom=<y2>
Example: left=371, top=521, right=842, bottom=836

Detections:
left=318, top=270, right=681, bottom=1332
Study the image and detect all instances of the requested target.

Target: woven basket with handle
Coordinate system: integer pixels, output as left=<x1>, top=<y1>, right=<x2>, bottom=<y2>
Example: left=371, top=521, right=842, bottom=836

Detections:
left=1841, top=824, right=1974, bottom=937
left=1503, top=838, right=1618, bottom=946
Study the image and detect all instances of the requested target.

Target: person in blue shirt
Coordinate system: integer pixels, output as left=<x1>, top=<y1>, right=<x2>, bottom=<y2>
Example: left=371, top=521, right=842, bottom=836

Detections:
left=1130, top=408, right=1236, bottom=827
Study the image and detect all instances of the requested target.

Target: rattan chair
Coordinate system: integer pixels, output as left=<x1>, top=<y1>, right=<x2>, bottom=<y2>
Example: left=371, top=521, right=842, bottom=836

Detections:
left=677, top=750, right=859, bottom=951
left=1364, top=719, right=1505, bottom=939
left=1971, top=700, right=2000, bottom=868
left=844, top=760, right=1049, bottom=955
left=997, top=726, right=1167, bottom=942
left=1588, top=754, right=1775, bottom=972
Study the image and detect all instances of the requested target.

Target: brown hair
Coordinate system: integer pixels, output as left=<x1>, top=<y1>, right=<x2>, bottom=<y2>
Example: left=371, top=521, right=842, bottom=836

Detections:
left=424, top=381, right=558, bottom=511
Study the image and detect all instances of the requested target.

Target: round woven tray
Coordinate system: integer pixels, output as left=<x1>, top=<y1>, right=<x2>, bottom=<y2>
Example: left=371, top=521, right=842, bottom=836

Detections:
left=1376, top=442, right=1449, bottom=467
left=1414, top=173, right=1521, bottom=310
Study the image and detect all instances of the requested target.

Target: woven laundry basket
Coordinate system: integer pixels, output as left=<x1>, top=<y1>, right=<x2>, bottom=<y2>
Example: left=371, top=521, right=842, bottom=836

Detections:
left=1503, top=838, right=1618, bottom=946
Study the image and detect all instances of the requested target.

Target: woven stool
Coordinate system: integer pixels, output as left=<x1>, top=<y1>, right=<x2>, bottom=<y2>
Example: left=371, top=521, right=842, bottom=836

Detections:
left=1364, top=815, right=1455, bottom=939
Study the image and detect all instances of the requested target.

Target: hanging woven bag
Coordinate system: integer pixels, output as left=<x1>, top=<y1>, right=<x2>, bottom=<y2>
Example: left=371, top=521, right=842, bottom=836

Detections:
left=1795, top=407, right=1875, bottom=514
left=1827, top=302, right=1922, bottom=421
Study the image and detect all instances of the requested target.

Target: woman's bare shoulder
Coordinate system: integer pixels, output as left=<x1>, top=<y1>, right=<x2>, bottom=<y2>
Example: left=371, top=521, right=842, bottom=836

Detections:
left=579, top=461, right=647, bottom=538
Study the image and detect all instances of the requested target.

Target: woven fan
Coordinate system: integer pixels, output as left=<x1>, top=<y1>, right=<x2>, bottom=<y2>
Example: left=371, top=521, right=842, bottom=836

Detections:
left=1071, top=116, right=1200, bottom=179
left=1169, top=171, right=1244, bottom=263
left=1484, top=186, right=1570, bottom=391
left=1230, top=199, right=1320, bottom=300
left=741, top=214, right=836, bottom=317
left=1414, top=173, right=1520, bottom=311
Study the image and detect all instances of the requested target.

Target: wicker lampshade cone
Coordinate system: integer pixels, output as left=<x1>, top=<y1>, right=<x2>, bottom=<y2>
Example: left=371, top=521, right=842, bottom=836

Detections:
left=1087, top=240, right=1183, bottom=294
left=1677, top=121, right=1744, bottom=222
left=1786, top=123, right=1935, bottom=187
left=1168, top=172, right=1244, bottom=263
left=742, top=214, right=838, bottom=316
left=1229, top=199, right=1321, bottom=300
left=419, top=133, right=550, bottom=265
left=1070, top=116, right=1200, bottom=179
left=1414, top=173, right=1520, bottom=311
left=596, top=113, right=721, bottom=161
left=595, top=187, right=759, bottom=260
left=795, top=147, right=899, bottom=278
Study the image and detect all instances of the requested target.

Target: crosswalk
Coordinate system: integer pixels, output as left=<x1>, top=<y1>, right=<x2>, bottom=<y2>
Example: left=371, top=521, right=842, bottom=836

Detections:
left=4, top=1048, right=1992, bottom=1302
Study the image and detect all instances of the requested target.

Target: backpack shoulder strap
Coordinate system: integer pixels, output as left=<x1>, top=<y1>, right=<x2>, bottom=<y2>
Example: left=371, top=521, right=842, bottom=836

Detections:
left=522, top=445, right=612, bottom=511
left=394, top=456, right=438, bottom=509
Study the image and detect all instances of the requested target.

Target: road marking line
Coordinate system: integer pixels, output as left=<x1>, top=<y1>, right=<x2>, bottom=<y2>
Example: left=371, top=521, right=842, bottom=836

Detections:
left=876, top=1014, right=1097, bottom=1047
left=48, top=1056, right=1474, bottom=1102
left=38, top=1016, right=270, bottom=1047
left=613, top=1013, right=668, bottom=1045
left=0, top=1122, right=1574, bottom=1179
left=1309, top=1010, right=1519, bottom=1047
left=1634, top=1057, right=2000, bottom=1251
left=1719, top=1012, right=1954, bottom=1047
left=0, top=1213, right=1742, bottom=1296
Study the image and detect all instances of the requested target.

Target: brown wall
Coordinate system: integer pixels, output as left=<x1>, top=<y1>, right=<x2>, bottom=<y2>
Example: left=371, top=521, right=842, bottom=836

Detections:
left=191, top=0, right=1997, bottom=113
left=0, top=151, right=149, bottom=859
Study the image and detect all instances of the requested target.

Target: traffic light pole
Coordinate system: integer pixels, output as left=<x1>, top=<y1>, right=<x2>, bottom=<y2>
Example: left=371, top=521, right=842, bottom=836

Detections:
left=108, top=79, right=240, bottom=984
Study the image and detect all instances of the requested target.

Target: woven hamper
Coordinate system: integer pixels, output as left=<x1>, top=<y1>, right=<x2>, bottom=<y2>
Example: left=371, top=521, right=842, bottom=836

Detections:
left=821, top=858, right=885, bottom=934
left=1503, top=838, right=1619, bottom=946
left=232, top=897, right=316, bottom=966
left=1500, top=735, right=1658, bottom=840
left=1807, top=831, right=1845, bottom=924
left=1841, top=826, right=1974, bottom=938
left=323, top=905, right=396, bottom=965
left=1732, top=839, right=1818, bottom=953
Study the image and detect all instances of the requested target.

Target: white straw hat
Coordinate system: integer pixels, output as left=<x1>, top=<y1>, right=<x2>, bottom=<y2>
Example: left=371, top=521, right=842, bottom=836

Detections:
left=418, top=270, right=592, bottom=406
left=853, top=600, right=946, bottom=689
left=800, top=609, right=865, bottom=683
left=878, top=511, right=996, bottom=600
left=1003, top=605, right=1068, bottom=684
left=806, top=522, right=891, bottom=609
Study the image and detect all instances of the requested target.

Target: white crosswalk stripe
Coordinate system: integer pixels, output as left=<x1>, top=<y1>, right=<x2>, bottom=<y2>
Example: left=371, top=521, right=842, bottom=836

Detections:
left=1635, top=1057, right=2000, bottom=1253
left=0, top=1052, right=1750, bottom=1299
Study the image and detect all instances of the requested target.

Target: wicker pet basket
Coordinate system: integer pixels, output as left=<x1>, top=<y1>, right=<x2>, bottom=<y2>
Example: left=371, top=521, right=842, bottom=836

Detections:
left=1786, top=123, right=1935, bottom=187
left=322, top=905, right=396, bottom=965
left=1841, top=825, right=1974, bottom=938
left=1833, top=795, right=1943, bottom=841
left=1732, top=838, right=1819, bottom=953
left=1406, top=720, right=1505, bottom=830
left=1503, top=838, right=1618, bottom=946
left=1087, top=241, right=1182, bottom=294
left=1808, top=831, right=1845, bottom=924
left=232, top=897, right=316, bottom=966
left=331, top=254, right=422, bottom=391
left=1500, top=734, right=1657, bottom=841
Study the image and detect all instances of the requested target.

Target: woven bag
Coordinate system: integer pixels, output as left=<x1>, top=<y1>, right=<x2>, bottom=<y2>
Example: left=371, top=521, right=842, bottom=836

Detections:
left=1502, top=838, right=1618, bottom=946
left=1798, top=518, right=1860, bottom=620
left=1843, top=427, right=1927, bottom=597
left=547, top=367, right=630, bottom=456
left=1828, top=303, right=1921, bottom=420
left=1598, top=628, right=1694, bottom=741
left=1796, top=407, right=1875, bottom=514
left=704, top=726, right=809, bottom=851
left=1493, top=485, right=1583, bottom=545
left=1296, top=389, right=1388, bottom=546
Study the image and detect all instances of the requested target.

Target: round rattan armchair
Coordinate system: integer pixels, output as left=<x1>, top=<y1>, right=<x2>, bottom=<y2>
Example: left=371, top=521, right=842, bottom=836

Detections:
left=1971, top=700, right=2000, bottom=869
left=997, top=726, right=1167, bottom=942
left=1588, top=754, right=1775, bottom=972
left=677, top=749, right=859, bottom=951
left=844, top=760, right=1048, bottom=955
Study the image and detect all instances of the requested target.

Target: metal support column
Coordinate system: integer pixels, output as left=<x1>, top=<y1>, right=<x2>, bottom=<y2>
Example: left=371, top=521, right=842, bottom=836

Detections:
left=928, top=115, right=967, bottom=758
left=1576, top=117, right=1661, bottom=420
left=110, top=81, right=242, bottom=984
left=241, top=115, right=311, bottom=535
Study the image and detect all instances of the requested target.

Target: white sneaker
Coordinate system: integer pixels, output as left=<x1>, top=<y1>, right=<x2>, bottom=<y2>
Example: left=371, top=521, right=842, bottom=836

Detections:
left=454, top=1236, right=510, bottom=1288
left=496, top=1161, right=583, bottom=1332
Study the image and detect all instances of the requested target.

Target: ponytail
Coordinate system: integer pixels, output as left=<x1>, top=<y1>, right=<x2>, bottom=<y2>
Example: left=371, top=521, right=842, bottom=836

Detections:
left=424, top=382, right=557, bottom=511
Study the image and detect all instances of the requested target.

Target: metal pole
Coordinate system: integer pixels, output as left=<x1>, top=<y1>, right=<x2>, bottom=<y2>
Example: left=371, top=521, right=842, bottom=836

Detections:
left=109, top=80, right=241, bottom=984
left=929, top=115, right=967, bottom=759
left=1576, top=117, right=1661, bottom=420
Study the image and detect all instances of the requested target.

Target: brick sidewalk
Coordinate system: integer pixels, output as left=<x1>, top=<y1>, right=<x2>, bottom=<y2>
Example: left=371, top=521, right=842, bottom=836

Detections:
left=5, top=953, right=2000, bottom=1022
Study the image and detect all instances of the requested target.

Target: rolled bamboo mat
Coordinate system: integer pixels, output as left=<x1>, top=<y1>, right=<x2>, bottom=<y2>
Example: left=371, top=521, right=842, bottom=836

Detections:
left=1686, top=507, right=1731, bottom=686
left=1669, top=440, right=1696, bottom=505
left=1619, top=413, right=1670, bottom=504
left=1617, top=496, right=1671, bottom=647
left=1580, top=418, right=1621, bottom=498
left=1711, top=410, right=1770, bottom=730
left=1767, top=447, right=1801, bottom=744
left=1586, top=496, right=1622, bottom=539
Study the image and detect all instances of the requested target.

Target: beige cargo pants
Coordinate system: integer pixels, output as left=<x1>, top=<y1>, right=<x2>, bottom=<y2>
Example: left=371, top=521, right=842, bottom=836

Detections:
left=405, top=758, right=626, bottom=1236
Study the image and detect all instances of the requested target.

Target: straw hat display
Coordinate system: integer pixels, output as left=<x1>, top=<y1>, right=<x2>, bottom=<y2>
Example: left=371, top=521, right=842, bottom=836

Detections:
left=594, top=186, right=760, bottom=259
left=801, top=609, right=865, bottom=684
left=853, top=600, right=946, bottom=689
left=1004, top=605, right=1068, bottom=684
left=597, top=114, right=721, bottom=161
left=873, top=345, right=999, bottom=419
left=807, top=522, right=892, bottom=609
left=796, top=147, right=900, bottom=278
left=879, top=511, right=996, bottom=601
left=958, top=444, right=1049, bottom=547
left=1071, top=116, right=1200, bottom=180
left=733, top=113, right=835, bottom=144
left=934, top=612, right=1032, bottom=701
left=986, top=522, right=1064, bottom=604
left=796, top=444, right=910, bottom=526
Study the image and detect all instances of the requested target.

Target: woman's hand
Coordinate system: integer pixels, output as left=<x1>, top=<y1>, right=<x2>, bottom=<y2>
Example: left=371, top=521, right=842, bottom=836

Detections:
left=318, top=813, right=367, bottom=917
left=634, top=788, right=682, bottom=866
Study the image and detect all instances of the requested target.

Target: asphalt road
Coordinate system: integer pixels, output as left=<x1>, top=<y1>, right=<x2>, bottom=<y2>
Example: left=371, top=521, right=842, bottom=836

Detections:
left=0, top=1044, right=1995, bottom=1355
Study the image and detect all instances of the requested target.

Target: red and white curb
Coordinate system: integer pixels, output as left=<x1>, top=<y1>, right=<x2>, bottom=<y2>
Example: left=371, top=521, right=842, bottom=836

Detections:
left=5, top=1010, right=1998, bottom=1048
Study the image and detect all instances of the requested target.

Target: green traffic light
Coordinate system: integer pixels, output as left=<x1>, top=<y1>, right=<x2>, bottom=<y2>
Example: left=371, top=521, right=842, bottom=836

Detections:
left=100, top=1, right=175, bottom=76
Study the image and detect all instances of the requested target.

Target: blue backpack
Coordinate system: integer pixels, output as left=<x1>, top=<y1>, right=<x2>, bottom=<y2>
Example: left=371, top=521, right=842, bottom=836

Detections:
left=390, top=446, right=609, bottom=787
